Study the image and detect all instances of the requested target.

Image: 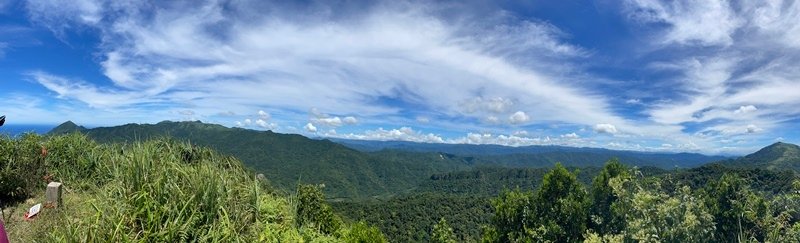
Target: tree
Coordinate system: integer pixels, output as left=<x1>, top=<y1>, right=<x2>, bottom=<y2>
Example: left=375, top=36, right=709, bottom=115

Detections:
left=431, top=218, right=457, bottom=243
left=612, top=176, right=715, bottom=242
left=533, top=163, right=589, bottom=242
left=705, top=173, right=768, bottom=242
left=589, top=158, right=629, bottom=235
left=482, top=188, right=534, bottom=242
left=344, top=221, right=387, bottom=243
left=296, top=184, right=343, bottom=235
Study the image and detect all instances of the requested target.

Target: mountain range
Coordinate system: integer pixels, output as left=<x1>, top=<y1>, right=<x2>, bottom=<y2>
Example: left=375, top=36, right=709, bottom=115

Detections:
left=48, top=120, right=799, bottom=198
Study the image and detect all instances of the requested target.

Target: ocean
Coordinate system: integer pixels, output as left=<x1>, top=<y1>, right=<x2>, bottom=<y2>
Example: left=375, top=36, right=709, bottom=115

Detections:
left=0, top=124, right=56, bottom=137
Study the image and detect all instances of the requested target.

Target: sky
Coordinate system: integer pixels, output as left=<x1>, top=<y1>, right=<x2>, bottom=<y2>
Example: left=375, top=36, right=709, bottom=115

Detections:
left=1, top=0, right=799, bottom=155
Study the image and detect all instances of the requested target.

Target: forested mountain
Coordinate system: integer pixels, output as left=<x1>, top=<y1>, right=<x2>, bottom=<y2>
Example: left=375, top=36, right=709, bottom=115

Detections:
left=48, top=120, right=87, bottom=134
left=48, top=120, right=731, bottom=199
left=332, top=138, right=727, bottom=168
left=720, top=142, right=800, bottom=172
left=48, top=121, right=471, bottom=199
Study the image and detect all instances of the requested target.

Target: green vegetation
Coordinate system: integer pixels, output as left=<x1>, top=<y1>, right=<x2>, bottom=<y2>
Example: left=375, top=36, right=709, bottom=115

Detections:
left=50, top=121, right=471, bottom=199
left=486, top=160, right=800, bottom=242
left=483, top=163, right=589, bottom=242
left=332, top=193, right=491, bottom=242
left=0, top=133, right=385, bottom=242
left=721, top=142, right=800, bottom=172
left=28, top=122, right=800, bottom=242
left=430, top=218, right=457, bottom=243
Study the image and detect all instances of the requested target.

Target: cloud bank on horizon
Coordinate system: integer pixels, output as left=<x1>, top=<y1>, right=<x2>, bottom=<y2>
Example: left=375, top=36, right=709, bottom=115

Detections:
left=1, top=0, right=799, bottom=155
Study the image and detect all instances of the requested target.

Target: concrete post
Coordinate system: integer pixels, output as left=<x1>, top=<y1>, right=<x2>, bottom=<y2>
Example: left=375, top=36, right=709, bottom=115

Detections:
left=46, top=182, right=62, bottom=208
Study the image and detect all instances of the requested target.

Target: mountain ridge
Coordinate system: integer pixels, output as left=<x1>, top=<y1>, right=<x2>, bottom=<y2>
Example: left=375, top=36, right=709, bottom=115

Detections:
left=330, top=138, right=728, bottom=168
left=720, top=141, right=800, bottom=172
left=48, top=120, right=472, bottom=199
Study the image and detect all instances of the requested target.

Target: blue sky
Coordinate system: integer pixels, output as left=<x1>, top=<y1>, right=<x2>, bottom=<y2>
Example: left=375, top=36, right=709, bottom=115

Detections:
left=1, top=0, right=799, bottom=155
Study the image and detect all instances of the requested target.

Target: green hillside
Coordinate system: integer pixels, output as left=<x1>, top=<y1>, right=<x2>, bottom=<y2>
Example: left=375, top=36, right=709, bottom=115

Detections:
left=721, top=142, right=800, bottom=172
left=49, top=121, right=470, bottom=199
left=0, top=133, right=385, bottom=242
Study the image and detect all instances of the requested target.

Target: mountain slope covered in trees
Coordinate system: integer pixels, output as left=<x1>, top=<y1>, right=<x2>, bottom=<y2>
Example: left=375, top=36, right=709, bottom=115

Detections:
left=720, top=142, right=800, bottom=172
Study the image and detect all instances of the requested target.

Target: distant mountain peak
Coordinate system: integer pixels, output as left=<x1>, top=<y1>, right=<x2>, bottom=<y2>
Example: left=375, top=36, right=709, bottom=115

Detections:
left=723, top=142, right=800, bottom=172
left=48, top=120, right=87, bottom=135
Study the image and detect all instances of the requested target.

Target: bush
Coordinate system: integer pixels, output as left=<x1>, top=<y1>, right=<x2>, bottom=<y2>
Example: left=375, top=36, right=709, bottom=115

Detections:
left=296, top=184, right=343, bottom=235
left=344, top=221, right=387, bottom=243
left=0, top=133, right=48, bottom=207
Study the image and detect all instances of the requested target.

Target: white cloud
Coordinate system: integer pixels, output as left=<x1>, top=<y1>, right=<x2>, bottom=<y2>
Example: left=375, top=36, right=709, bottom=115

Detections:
left=561, top=132, right=579, bottom=139
left=338, top=127, right=444, bottom=143
left=19, top=0, right=799, bottom=154
left=24, top=0, right=624, bottom=132
left=462, top=97, right=514, bottom=114
left=314, top=117, right=343, bottom=127
left=733, top=105, right=757, bottom=114
left=625, top=0, right=742, bottom=46
left=244, top=119, right=252, bottom=126
left=416, top=117, right=430, bottom=123
left=486, top=116, right=500, bottom=124
left=343, top=116, right=358, bottom=125
left=304, top=123, right=317, bottom=133
left=625, top=98, right=642, bottom=104
left=508, top=111, right=530, bottom=124
left=258, top=110, right=270, bottom=120
left=255, top=119, right=277, bottom=130
left=745, top=124, right=762, bottom=134
left=594, top=124, right=618, bottom=134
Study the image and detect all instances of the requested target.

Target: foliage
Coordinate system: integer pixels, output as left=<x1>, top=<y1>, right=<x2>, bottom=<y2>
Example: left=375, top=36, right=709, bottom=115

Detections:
left=588, top=158, right=629, bottom=235
left=533, top=163, right=589, bottom=242
left=704, top=173, right=768, bottom=242
left=612, top=178, right=716, bottom=242
left=0, top=133, right=48, bottom=207
left=662, top=163, right=797, bottom=194
left=344, top=221, right=388, bottom=243
left=332, top=193, right=491, bottom=242
left=483, top=163, right=588, bottom=243
left=431, top=218, right=457, bottom=243
left=0, top=134, right=383, bottom=242
left=297, top=184, right=343, bottom=235
left=482, top=189, right=533, bottom=242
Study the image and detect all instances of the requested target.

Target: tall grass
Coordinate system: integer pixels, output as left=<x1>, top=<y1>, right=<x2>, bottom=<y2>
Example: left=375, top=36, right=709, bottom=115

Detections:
left=1, top=133, right=386, bottom=242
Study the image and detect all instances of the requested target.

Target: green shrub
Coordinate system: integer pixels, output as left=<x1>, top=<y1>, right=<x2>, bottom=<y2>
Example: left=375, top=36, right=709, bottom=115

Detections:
left=296, top=184, right=343, bottom=235
left=344, top=221, right=387, bottom=243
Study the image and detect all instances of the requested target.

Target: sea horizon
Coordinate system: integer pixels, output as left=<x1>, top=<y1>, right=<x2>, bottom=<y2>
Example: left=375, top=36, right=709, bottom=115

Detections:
left=0, top=124, right=57, bottom=137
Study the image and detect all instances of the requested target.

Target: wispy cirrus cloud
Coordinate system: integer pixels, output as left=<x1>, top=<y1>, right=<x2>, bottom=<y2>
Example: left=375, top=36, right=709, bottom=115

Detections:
left=22, top=1, right=623, bottom=129
left=11, top=0, right=800, bottom=154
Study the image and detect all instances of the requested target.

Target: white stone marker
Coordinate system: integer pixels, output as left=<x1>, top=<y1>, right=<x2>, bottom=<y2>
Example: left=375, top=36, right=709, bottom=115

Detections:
left=46, top=182, right=63, bottom=208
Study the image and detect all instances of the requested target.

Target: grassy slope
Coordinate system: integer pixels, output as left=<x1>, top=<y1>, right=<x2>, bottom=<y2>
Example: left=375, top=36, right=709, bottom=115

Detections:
left=0, top=133, right=369, bottom=242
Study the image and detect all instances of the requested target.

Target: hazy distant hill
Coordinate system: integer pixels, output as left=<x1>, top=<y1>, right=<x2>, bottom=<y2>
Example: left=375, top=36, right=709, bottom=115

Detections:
left=720, top=142, right=800, bottom=172
left=49, top=121, right=471, bottom=199
left=331, top=138, right=728, bottom=168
